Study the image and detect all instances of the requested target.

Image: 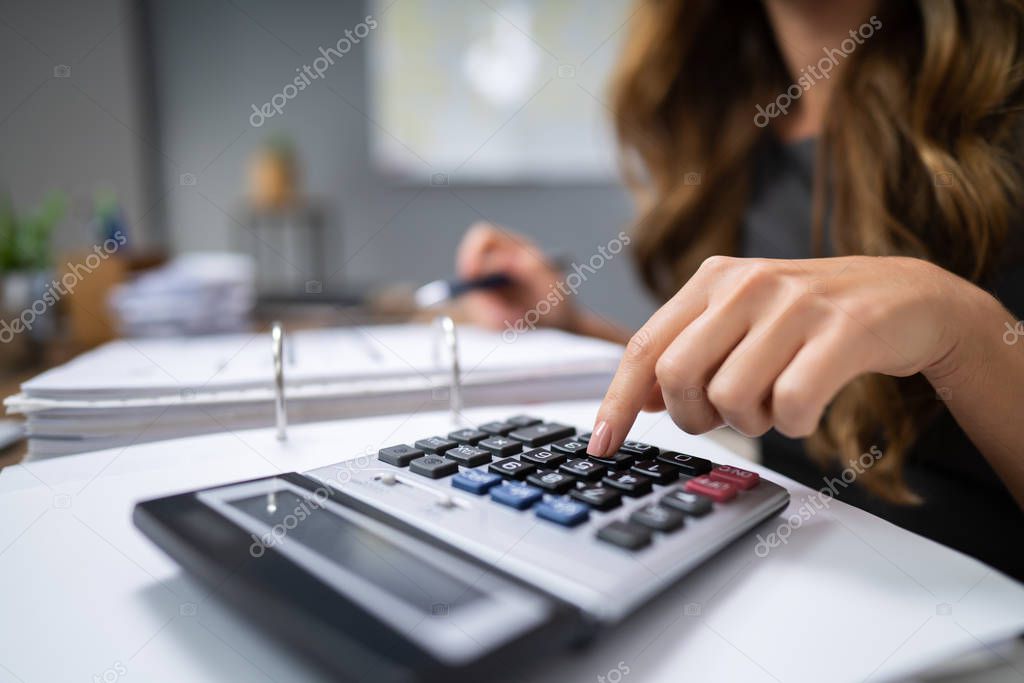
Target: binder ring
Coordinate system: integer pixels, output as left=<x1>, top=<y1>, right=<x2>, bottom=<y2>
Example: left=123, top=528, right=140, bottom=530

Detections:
left=434, top=315, right=464, bottom=423
left=271, top=321, right=287, bottom=441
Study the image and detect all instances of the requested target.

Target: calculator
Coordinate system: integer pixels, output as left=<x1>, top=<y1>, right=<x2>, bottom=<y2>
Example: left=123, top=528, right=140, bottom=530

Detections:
left=135, top=415, right=789, bottom=682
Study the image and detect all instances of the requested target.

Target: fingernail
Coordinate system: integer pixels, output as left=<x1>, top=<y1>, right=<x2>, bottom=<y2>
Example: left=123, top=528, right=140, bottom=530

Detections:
left=587, top=420, right=611, bottom=456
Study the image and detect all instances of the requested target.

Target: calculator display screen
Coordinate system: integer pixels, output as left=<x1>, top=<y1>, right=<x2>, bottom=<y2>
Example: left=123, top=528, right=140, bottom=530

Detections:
left=230, top=490, right=483, bottom=614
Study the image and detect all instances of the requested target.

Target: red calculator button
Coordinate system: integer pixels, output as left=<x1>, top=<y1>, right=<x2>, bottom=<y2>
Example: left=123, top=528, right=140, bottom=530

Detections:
left=709, top=465, right=760, bottom=490
left=684, top=475, right=737, bottom=502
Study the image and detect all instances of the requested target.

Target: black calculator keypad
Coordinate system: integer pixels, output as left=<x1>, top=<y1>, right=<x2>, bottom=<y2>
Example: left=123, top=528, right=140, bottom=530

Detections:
left=489, top=457, right=536, bottom=480
left=377, top=444, right=423, bottom=467
left=444, top=444, right=492, bottom=467
left=479, top=436, right=522, bottom=457
left=409, top=455, right=458, bottom=479
left=372, top=416, right=766, bottom=552
left=508, top=423, right=575, bottom=447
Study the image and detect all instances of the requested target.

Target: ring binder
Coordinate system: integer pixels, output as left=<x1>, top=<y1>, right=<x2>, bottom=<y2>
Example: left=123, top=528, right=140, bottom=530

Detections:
left=433, top=315, right=465, bottom=425
left=271, top=321, right=287, bottom=441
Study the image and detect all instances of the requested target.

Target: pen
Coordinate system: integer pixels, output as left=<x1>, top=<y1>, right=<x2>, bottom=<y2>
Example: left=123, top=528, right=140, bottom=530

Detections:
left=414, top=273, right=513, bottom=308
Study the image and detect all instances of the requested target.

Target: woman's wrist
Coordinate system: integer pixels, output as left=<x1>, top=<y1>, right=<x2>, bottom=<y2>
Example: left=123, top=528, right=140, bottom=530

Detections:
left=921, top=276, right=1004, bottom=392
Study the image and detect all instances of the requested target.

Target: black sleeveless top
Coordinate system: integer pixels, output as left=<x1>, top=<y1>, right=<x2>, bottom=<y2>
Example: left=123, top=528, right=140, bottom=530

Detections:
left=741, top=135, right=1024, bottom=581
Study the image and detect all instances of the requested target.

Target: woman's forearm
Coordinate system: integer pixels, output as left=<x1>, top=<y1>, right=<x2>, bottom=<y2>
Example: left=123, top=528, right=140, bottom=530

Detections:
left=923, top=284, right=1024, bottom=507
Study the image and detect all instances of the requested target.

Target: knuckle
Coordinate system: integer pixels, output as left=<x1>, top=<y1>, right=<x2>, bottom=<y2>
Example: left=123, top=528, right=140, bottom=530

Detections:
left=771, top=379, right=814, bottom=435
left=668, top=404, right=717, bottom=435
left=654, top=353, right=683, bottom=386
left=734, top=262, right=776, bottom=294
left=624, top=328, right=656, bottom=365
left=706, top=375, right=749, bottom=413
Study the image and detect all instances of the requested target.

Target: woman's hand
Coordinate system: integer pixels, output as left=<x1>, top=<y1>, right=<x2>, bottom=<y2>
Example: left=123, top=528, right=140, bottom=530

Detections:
left=455, top=222, right=580, bottom=332
left=586, top=255, right=983, bottom=455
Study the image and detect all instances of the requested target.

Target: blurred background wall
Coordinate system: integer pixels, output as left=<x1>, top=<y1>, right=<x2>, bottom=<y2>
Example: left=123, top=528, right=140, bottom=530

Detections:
left=0, top=0, right=657, bottom=330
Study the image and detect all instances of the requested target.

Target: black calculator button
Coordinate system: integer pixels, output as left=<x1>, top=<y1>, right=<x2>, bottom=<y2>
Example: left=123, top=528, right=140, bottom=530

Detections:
left=506, top=415, right=542, bottom=428
left=602, top=471, right=653, bottom=497
left=520, top=447, right=567, bottom=468
left=448, top=428, right=487, bottom=445
left=657, top=451, right=713, bottom=476
left=551, top=437, right=589, bottom=456
left=414, top=436, right=458, bottom=455
left=577, top=432, right=591, bottom=443
left=570, top=484, right=621, bottom=510
left=631, top=459, right=679, bottom=484
left=409, top=455, right=458, bottom=479
left=377, top=444, right=423, bottom=467
left=479, top=436, right=522, bottom=457
left=660, top=489, right=713, bottom=516
left=630, top=504, right=684, bottom=532
left=588, top=450, right=635, bottom=470
left=560, top=458, right=606, bottom=481
left=526, top=470, right=576, bottom=493
left=444, top=444, right=492, bottom=467
left=508, top=423, right=575, bottom=447
left=489, top=457, right=536, bottom=480
left=479, top=421, right=515, bottom=436
left=597, top=521, right=652, bottom=550
left=619, top=440, right=660, bottom=458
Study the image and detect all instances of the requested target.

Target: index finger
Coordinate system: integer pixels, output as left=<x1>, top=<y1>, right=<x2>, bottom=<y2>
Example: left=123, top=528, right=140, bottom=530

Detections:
left=586, top=285, right=708, bottom=457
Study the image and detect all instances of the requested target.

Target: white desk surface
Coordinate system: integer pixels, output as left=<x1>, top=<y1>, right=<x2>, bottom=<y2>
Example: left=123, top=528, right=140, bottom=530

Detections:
left=1, top=400, right=1021, bottom=683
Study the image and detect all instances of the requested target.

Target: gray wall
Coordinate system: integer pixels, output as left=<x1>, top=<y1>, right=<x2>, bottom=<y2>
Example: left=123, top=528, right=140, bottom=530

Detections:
left=0, top=0, right=152, bottom=251
left=0, top=0, right=655, bottom=330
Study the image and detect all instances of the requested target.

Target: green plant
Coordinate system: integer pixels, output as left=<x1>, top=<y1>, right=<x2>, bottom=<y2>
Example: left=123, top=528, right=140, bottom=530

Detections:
left=0, top=191, right=66, bottom=272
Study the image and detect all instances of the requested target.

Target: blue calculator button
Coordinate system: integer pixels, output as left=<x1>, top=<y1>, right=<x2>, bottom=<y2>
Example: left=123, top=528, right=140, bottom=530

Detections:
left=535, top=497, right=590, bottom=527
left=451, top=469, right=502, bottom=495
left=490, top=482, right=544, bottom=510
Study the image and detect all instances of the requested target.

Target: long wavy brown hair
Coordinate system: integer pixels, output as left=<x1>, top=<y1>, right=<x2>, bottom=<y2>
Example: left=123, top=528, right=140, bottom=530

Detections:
left=610, top=0, right=1024, bottom=502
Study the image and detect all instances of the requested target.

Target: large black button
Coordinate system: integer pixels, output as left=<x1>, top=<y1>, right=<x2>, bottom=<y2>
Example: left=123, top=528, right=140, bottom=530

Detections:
left=444, top=444, right=492, bottom=467
left=630, top=504, right=684, bottom=532
left=506, top=414, right=542, bottom=427
left=479, top=421, right=515, bottom=436
left=489, top=457, right=536, bottom=480
left=657, top=451, right=713, bottom=476
left=619, top=440, right=660, bottom=458
left=569, top=484, right=621, bottom=510
left=508, top=423, right=575, bottom=447
left=602, top=470, right=653, bottom=497
left=597, top=521, right=652, bottom=550
left=478, top=436, right=522, bottom=457
left=560, top=458, right=606, bottom=481
left=551, top=437, right=588, bottom=456
left=448, top=428, right=487, bottom=445
left=520, top=447, right=567, bottom=468
left=409, top=455, right=458, bottom=479
left=660, top=489, right=713, bottom=516
left=414, top=436, right=458, bottom=455
left=377, top=444, right=424, bottom=467
left=526, top=469, right=576, bottom=494
left=630, top=459, right=679, bottom=484
left=588, top=450, right=635, bottom=470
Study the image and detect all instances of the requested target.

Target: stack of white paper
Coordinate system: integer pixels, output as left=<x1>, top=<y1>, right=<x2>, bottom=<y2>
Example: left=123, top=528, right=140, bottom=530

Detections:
left=5, top=324, right=622, bottom=458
